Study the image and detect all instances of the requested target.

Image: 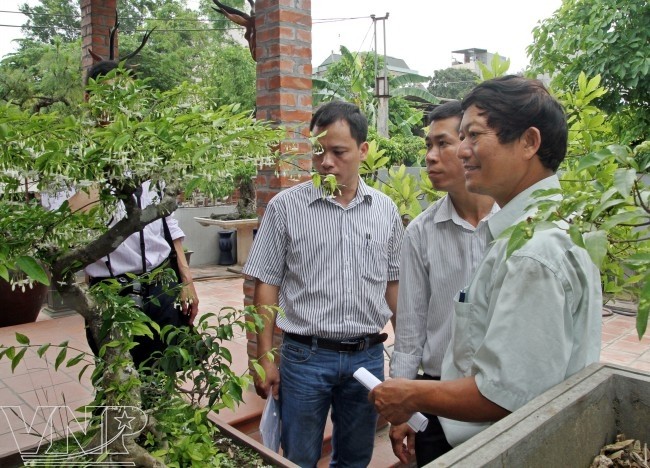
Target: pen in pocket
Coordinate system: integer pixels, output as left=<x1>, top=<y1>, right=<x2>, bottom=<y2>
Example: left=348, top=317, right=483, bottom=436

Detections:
left=458, top=288, right=466, bottom=303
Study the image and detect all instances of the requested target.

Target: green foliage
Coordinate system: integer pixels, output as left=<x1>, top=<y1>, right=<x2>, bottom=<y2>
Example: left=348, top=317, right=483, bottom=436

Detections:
left=202, top=44, right=256, bottom=110
left=508, top=73, right=649, bottom=338
left=19, top=0, right=80, bottom=43
left=313, top=46, right=435, bottom=137
left=368, top=128, right=425, bottom=166
left=0, top=298, right=270, bottom=466
left=4, top=0, right=257, bottom=103
left=528, top=0, right=650, bottom=142
left=0, top=38, right=83, bottom=112
left=478, top=53, right=511, bottom=80
left=427, top=67, right=478, bottom=100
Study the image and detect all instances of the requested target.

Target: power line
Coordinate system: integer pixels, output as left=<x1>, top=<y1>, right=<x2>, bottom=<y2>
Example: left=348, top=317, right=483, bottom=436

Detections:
left=1, top=9, right=370, bottom=25
left=0, top=24, right=242, bottom=32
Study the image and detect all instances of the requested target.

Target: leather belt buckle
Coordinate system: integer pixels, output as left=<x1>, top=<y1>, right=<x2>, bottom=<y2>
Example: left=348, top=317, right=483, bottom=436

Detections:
left=340, top=339, right=365, bottom=351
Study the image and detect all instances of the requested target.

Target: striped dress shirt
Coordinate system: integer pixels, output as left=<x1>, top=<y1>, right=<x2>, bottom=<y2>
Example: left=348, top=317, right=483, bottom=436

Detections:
left=243, top=179, right=403, bottom=340
left=390, top=195, right=498, bottom=379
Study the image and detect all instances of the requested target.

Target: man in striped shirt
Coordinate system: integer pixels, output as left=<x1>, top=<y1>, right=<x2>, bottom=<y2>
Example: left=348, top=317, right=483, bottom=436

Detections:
left=243, top=101, right=403, bottom=467
left=389, top=101, right=497, bottom=466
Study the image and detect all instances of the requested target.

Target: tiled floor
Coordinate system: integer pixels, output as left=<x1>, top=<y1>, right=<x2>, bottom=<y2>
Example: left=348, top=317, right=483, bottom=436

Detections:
left=0, top=267, right=648, bottom=465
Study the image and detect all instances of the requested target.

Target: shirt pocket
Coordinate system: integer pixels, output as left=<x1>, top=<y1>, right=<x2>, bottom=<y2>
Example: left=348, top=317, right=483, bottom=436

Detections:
left=360, top=239, right=388, bottom=283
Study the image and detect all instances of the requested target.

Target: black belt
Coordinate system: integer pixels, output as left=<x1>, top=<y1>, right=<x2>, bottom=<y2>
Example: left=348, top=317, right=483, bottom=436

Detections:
left=285, top=332, right=388, bottom=352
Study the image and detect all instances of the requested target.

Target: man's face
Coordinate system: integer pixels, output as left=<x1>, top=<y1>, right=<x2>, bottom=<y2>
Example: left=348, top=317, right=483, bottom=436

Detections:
left=424, top=116, right=465, bottom=193
left=457, top=105, right=527, bottom=207
left=312, top=119, right=368, bottom=190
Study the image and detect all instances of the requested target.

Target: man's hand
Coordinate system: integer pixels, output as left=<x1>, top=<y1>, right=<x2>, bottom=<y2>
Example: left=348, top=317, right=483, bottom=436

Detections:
left=369, top=378, right=415, bottom=425
left=389, top=423, right=416, bottom=464
left=251, top=357, right=280, bottom=400
left=179, top=282, right=199, bottom=325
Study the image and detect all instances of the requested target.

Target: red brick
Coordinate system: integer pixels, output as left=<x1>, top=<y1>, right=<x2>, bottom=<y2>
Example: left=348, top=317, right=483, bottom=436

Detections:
left=279, top=26, right=296, bottom=40
left=267, top=108, right=312, bottom=122
left=267, top=76, right=312, bottom=90
left=299, top=93, right=312, bottom=107
left=296, top=28, right=311, bottom=44
left=279, top=10, right=311, bottom=26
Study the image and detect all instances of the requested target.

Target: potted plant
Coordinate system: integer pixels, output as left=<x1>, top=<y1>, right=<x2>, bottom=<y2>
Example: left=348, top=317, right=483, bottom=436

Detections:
left=0, top=70, right=283, bottom=465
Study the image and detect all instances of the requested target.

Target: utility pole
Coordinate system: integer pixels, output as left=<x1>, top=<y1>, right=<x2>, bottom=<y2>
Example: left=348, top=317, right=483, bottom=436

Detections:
left=371, top=12, right=389, bottom=138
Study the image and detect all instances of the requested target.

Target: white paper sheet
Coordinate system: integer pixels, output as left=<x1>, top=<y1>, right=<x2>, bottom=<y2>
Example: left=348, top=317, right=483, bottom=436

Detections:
left=259, top=396, right=281, bottom=452
left=353, top=367, right=429, bottom=432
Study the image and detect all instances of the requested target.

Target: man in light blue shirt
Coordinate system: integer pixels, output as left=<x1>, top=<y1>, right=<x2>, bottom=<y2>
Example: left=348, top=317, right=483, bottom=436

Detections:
left=371, top=76, right=602, bottom=448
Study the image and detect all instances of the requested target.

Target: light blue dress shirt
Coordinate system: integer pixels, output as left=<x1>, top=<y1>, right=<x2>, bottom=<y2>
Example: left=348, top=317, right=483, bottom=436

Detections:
left=440, top=175, right=602, bottom=446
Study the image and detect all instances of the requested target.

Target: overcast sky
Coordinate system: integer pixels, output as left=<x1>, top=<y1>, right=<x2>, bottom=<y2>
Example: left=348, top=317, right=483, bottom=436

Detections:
left=1, top=0, right=562, bottom=76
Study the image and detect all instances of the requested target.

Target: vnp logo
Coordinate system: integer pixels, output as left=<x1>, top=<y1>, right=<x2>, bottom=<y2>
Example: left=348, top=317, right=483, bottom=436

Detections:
left=0, top=405, right=148, bottom=466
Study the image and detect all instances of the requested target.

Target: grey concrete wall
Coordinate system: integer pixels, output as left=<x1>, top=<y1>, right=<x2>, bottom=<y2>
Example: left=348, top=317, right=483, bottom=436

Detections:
left=175, top=205, right=236, bottom=266
left=430, top=364, right=650, bottom=467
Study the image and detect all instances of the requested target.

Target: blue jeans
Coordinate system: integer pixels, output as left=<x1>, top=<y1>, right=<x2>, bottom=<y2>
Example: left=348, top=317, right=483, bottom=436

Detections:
left=279, top=335, right=384, bottom=468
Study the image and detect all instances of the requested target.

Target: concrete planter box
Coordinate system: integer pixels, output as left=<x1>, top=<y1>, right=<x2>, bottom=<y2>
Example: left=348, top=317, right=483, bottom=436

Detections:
left=431, top=363, right=650, bottom=467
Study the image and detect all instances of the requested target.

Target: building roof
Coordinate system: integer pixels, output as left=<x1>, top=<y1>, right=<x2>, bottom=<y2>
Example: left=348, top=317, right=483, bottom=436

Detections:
left=316, top=53, right=416, bottom=75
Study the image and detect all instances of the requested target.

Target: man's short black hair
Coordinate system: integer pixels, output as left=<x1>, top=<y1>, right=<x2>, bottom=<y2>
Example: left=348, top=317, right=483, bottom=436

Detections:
left=462, top=75, right=568, bottom=172
left=310, top=101, right=368, bottom=146
left=427, top=101, right=462, bottom=125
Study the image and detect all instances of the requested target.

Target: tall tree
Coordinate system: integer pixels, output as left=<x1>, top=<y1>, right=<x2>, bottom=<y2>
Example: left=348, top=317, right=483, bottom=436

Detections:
left=427, top=67, right=478, bottom=101
left=528, top=0, right=650, bottom=142
left=20, top=0, right=80, bottom=43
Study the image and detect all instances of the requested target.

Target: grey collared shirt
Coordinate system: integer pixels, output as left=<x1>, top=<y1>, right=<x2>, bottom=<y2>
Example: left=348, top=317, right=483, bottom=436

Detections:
left=390, top=195, right=497, bottom=379
left=243, top=179, right=403, bottom=340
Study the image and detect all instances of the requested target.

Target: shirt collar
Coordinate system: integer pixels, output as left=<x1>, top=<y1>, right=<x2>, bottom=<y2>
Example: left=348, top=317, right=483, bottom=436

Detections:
left=434, top=195, right=499, bottom=228
left=488, top=174, right=561, bottom=240
left=308, top=177, right=373, bottom=206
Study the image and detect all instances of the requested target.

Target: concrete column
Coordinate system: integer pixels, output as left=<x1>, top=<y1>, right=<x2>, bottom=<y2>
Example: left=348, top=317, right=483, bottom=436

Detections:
left=245, top=0, right=313, bottom=360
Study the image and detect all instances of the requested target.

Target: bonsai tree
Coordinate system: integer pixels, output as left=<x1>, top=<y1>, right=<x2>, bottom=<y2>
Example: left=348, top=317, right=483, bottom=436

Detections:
left=0, top=69, right=281, bottom=465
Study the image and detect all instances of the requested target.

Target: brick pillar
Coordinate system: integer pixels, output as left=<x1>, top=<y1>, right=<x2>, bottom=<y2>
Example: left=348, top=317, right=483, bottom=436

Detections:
left=81, top=0, right=117, bottom=77
left=245, top=0, right=313, bottom=361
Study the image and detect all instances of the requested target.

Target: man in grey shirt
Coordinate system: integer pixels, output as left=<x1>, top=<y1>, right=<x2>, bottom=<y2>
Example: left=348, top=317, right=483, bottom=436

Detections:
left=390, top=101, right=497, bottom=466
left=244, top=101, right=403, bottom=467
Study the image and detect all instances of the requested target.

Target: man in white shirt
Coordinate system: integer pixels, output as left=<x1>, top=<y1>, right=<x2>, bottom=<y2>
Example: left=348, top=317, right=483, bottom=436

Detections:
left=389, top=101, right=497, bottom=466
left=79, top=61, right=198, bottom=368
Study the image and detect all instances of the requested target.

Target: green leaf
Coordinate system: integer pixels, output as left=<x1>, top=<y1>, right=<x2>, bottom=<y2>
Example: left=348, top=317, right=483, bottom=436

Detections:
left=78, top=364, right=91, bottom=381
left=613, top=168, right=636, bottom=197
left=576, top=149, right=612, bottom=172
left=568, top=225, right=585, bottom=248
left=15, top=333, right=30, bottom=345
left=506, top=223, right=530, bottom=258
left=583, top=231, right=608, bottom=268
left=11, top=348, right=27, bottom=372
left=15, top=257, right=50, bottom=286
left=66, top=353, right=86, bottom=368
left=37, top=343, right=51, bottom=358
left=54, top=347, right=67, bottom=371
left=601, top=210, right=644, bottom=231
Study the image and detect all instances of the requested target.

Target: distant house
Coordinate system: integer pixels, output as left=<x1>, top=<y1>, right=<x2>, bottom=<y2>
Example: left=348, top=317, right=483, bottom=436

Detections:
left=314, top=52, right=418, bottom=77
left=451, top=48, right=508, bottom=74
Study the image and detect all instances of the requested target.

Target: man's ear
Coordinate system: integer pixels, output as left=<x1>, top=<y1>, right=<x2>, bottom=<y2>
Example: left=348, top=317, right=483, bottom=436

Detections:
left=521, top=127, right=541, bottom=160
left=359, top=141, right=369, bottom=161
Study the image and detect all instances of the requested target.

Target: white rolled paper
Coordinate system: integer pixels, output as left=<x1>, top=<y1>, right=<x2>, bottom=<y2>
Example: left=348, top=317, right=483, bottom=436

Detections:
left=353, top=367, right=429, bottom=433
